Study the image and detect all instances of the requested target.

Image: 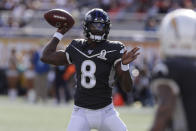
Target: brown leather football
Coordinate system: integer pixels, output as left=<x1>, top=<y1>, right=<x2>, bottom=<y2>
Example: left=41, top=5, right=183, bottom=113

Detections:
left=44, top=9, right=75, bottom=29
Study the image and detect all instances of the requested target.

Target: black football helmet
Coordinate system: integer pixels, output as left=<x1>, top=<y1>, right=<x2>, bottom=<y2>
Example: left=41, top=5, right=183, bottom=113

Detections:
left=83, top=8, right=111, bottom=42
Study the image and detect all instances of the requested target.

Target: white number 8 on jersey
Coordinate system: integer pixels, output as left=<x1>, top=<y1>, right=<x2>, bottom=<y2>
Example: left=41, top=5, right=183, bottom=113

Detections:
left=81, top=60, right=96, bottom=89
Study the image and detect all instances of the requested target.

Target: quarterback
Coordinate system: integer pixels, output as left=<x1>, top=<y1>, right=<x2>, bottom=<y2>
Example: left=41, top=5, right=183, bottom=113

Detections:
left=41, top=8, right=139, bottom=131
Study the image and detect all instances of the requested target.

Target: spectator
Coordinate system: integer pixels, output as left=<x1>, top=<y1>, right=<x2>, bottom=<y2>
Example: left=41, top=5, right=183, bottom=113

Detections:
left=6, top=49, right=19, bottom=101
left=32, top=48, right=50, bottom=103
left=0, top=68, right=7, bottom=95
left=99, top=0, right=111, bottom=11
left=24, top=49, right=36, bottom=103
left=144, top=16, right=158, bottom=31
left=158, top=0, right=171, bottom=14
left=54, top=65, right=71, bottom=104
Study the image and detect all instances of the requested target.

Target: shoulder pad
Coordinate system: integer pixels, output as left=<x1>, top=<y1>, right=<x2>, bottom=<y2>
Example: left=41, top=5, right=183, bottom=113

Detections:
left=108, top=40, right=124, bottom=46
left=107, top=40, right=125, bottom=50
left=70, top=39, right=86, bottom=46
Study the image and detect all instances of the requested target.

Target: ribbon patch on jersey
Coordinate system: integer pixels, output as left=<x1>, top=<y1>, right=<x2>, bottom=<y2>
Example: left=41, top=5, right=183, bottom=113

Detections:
left=97, top=50, right=107, bottom=60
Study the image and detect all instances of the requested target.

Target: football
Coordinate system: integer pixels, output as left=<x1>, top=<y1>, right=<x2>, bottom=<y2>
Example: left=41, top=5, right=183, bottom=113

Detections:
left=44, top=9, right=75, bottom=29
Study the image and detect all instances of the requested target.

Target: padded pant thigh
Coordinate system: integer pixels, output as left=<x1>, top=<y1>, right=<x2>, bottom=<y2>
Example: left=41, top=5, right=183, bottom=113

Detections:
left=100, top=114, right=127, bottom=131
left=67, top=115, right=90, bottom=131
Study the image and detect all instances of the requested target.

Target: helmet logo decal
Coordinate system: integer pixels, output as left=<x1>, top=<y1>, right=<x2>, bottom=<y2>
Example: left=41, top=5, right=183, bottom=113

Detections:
left=86, top=14, right=92, bottom=21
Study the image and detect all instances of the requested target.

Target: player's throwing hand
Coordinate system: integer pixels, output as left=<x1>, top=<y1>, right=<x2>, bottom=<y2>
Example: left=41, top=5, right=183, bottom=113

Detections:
left=57, top=23, right=70, bottom=35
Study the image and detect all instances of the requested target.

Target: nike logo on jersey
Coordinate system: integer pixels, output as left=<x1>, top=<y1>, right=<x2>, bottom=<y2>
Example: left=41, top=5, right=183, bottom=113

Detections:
left=71, top=45, right=116, bottom=59
left=88, top=50, right=93, bottom=54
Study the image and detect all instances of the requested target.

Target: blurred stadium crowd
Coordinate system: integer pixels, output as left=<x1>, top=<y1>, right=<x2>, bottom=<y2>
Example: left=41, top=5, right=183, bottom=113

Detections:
left=0, top=0, right=195, bottom=106
left=0, top=0, right=196, bottom=28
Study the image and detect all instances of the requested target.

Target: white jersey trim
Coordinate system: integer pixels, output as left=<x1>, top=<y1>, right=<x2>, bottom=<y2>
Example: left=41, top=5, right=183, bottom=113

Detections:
left=71, top=45, right=117, bottom=58
left=65, top=52, right=72, bottom=64
left=114, top=58, right=121, bottom=67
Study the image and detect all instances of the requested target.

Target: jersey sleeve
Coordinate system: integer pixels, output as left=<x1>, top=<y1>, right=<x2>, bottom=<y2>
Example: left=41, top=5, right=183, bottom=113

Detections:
left=113, top=41, right=125, bottom=67
left=65, top=40, right=76, bottom=64
left=150, top=62, right=180, bottom=95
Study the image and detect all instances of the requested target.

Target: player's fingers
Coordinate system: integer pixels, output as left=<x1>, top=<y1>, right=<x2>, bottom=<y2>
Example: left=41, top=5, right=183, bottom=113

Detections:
left=127, top=50, right=139, bottom=58
left=59, top=23, right=69, bottom=29
left=123, top=49, right=139, bottom=62
left=129, top=52, right=139, bottom=60
left=134, top=52, right=140, bottom=57
left=64, top=23, right=70, bottom=28
left=130, top=53, right=139, bottom=61
left=130, top=55, right=138, bottom=62
left=127, top=47, right=139, bottom=56
left=63, top=24, right=69, bottom=29
left=123, top=52, right=139, bottom=64
left=131, top=47, right=140, bottom=54
left=127, top=52, right=140, bottom=61
left=123, top=50, right=127, bottom=55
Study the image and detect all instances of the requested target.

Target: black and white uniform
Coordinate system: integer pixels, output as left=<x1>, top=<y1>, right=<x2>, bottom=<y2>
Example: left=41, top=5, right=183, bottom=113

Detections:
left=65, top=39, right=127, bottom=131
left=151, top=57, right=196, bottom=131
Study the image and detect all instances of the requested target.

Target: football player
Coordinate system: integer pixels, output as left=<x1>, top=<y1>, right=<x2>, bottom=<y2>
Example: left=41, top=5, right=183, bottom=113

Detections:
left=150, top=9, right=196, bottom=131
left=41, top=8, right=140, bottom=131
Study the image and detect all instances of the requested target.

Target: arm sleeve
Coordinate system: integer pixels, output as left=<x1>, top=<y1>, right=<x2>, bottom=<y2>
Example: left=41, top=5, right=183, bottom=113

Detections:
left=113, top=42, right=125, bottom=67
left=65, top=40, right=75, bottom=64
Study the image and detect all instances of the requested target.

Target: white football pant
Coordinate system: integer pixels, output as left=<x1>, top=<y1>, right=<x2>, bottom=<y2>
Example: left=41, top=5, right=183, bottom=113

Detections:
left=67, top=103, right=127, bottom=131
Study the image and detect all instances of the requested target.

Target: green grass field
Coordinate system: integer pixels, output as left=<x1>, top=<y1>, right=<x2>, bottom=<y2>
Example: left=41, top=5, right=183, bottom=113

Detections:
left=0, top=96, right=154, bottom=131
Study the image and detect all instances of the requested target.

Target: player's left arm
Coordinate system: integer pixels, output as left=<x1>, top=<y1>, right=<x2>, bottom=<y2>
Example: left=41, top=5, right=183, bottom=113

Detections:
left=115, top=47, right=140, bottom=92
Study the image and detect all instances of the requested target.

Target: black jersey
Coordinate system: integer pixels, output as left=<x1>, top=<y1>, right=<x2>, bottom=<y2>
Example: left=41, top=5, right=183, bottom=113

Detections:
left=151, top=57, right=196, bottom=131
left=65, top=39, right=125, bottom=109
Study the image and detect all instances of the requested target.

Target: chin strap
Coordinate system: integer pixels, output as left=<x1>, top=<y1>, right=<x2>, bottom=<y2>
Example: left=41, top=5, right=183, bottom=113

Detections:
left=89, top=32, right=105, bottom=42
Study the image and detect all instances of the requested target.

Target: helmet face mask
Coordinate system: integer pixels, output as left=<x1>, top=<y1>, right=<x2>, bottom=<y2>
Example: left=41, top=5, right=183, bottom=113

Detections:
left=83, top=8, right=111, bottom=42
left=89, top=22, right=106, bottom=35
